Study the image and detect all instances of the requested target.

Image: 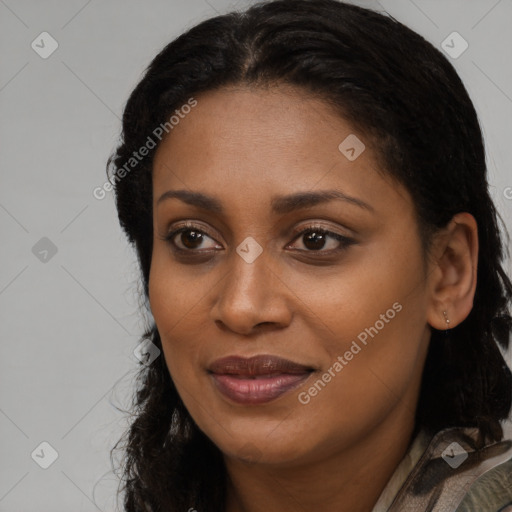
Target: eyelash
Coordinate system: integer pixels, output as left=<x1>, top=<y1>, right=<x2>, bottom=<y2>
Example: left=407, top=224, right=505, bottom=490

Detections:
left=160, top=221, right=355, bottom=256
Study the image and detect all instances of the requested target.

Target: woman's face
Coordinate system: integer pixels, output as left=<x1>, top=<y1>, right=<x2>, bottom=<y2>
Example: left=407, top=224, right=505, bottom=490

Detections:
left=149, top=84, right=433, bottom=466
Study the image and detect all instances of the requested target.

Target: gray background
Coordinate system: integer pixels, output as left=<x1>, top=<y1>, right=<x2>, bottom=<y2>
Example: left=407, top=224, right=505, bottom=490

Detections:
left=1, top=0, right=511, bottom=510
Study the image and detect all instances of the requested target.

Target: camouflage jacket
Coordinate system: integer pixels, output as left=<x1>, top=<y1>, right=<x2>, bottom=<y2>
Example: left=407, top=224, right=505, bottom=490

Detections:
left=375, top=426, right=512, bottom=511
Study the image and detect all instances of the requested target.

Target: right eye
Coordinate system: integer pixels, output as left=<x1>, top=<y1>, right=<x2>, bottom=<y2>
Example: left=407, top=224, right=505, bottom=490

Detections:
left=162, top=223, right=223, bottom=253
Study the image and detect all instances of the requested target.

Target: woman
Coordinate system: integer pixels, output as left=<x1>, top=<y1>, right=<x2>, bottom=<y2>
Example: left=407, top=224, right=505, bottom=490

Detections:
left=106, top=0, right=512, bottom=510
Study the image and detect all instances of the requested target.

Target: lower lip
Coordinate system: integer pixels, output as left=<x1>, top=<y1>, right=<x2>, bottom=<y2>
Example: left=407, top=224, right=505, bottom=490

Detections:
left=210, top=372, right=312, bottom=404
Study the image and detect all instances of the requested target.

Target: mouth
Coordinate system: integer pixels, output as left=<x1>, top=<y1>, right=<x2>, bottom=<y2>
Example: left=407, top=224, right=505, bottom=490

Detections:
left=208, top=354, right=315, bottom=405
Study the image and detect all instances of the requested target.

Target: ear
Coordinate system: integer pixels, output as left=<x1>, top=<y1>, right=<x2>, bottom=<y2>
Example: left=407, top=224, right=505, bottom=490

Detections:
left=426, top=212, right=479, bottom=331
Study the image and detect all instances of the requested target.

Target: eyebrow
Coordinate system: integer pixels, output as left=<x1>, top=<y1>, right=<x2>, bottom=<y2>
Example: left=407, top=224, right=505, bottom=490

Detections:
left=156, top=189, right=374, bottom=214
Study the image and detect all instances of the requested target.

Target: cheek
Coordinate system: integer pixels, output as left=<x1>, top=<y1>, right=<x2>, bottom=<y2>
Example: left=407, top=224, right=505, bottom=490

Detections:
left=280, top=226, right=426, bottom=352
left=294, top=300, right=427, bottom=455
left=148, top=254, right=204, bottom=371
left=295, top=234, right=428, bottom=403
left=149, top=244, right=210, bottom=328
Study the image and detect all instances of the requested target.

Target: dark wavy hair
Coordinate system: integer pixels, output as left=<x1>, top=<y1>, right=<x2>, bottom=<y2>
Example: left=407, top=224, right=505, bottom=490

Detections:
left=106, top=0, right=512, bottom=510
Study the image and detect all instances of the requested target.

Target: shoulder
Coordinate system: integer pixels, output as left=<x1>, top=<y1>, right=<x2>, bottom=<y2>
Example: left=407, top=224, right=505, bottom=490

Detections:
left=455, top=457, right=512, bottom=512
left=389, top=426, right=512, bottom=512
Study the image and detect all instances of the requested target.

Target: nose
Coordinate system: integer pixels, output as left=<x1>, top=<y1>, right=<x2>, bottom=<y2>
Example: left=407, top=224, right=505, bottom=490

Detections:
left=210, top=248, right=293, bottom=336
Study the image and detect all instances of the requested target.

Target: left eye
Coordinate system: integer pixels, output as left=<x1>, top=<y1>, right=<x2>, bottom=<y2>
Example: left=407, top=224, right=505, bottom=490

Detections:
left=288, top=227, right=354, bottom=252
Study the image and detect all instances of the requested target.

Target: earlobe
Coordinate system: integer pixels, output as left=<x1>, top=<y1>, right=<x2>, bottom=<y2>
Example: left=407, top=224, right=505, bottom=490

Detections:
left=442, top=310, right=451, bottom=329
left=426, top=212, right=479, bottom=331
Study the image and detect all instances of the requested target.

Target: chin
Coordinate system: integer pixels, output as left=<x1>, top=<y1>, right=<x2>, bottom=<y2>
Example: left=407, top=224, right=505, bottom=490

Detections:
left=215, top=429, right=312, bottom=466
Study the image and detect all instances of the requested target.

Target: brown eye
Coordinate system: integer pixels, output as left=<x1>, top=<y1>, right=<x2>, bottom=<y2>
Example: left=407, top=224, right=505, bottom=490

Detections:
left=302, top=231, right=328, bottom=250
left=164, top=225, right=221, bottom=252
left=290, top=227, right=354, bottom=253
left=179, top=230, right=204, bottom=249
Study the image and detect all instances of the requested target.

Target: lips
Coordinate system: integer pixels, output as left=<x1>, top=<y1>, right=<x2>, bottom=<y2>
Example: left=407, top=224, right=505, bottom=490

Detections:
left=208, top=354, right=314, bottom=404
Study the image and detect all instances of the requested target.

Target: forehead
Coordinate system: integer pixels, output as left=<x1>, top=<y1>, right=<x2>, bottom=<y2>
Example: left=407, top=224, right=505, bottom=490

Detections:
left=151, top=85, right=411, bottom=219
left=154, top=84, right=352, bottom=170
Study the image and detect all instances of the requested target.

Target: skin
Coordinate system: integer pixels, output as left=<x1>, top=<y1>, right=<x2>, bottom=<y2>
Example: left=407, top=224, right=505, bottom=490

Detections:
left=148, top=84, right=478, bottom=512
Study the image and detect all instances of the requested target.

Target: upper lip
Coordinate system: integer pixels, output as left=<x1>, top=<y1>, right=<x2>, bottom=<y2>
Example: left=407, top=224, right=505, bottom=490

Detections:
left=208, top=354, right=314, bottom=376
